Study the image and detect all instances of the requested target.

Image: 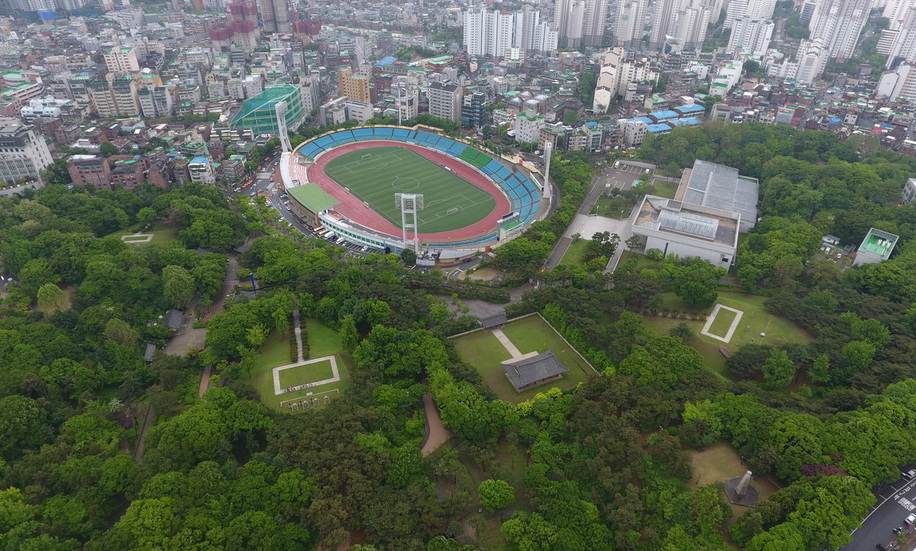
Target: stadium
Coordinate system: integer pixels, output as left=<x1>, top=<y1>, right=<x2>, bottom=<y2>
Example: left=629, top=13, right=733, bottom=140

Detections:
left=281, top=126, right=550, bottom=264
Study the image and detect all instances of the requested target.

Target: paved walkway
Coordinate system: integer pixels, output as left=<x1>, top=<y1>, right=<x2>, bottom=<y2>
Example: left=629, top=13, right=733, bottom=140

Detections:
left=133, top=404, right=155, bottom=464
left=292, top=309, right=303, bottom=362
left=492, top=327, right=523, bottom=358
left=197, top=366, right=211, bottom=398
left=420, top=393, right=451, bottom=457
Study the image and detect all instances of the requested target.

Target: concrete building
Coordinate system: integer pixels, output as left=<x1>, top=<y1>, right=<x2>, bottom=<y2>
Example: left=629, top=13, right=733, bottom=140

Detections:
left=318, top=96, right=348, bottom=126
left=463, top=7, right=557, bottom=57
left=886, top=6, right=916, bottom=67
left=632, top=195, right=740, bottom=269
left=809, top=0, right=872, bottom=60
left=461, top=91, right=487, bottom=128
left=0, top=120, right=53, bottom=186
left=230, top=85, right=306, bottom=135
left=258, top=0, right=290, bottom=33
left=67, top=154, right=111, bottom=189
left=727, top=17, right=775, bottom=56
left=649, top=0, right=679, bottom=50
left=903, top=177, right=916, bottom=203
left=514, top=112, right=545, bottom=143
left=795, top=38, right=829, bottom=85
left=345, top=100, right=373, bottom=123
left=853, top=228, right=899, bottom=265
left=103, top=47, right=140, bottom=73
left=615, top=0, right=647, bottom=46
left=427, top=82, right=462, bottom=123
left=676, top=160, right=759, bottom=232
left=188, top=156, right=216, bottom=184
left=337, top=68, right=371, bottom=104
left=877, top=62, right=916, bottom=101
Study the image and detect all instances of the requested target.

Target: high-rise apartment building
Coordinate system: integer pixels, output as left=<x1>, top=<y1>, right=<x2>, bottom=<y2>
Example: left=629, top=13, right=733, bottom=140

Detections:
left=649, top=0, right=679, bottom=49
left=0, top=119, right=52, bottom=186
left=809, top=0, right=872, bottom=60
left=727, top=17, right=775, bottom=56
left=258, top=0, right=290, bottom=33
left=615, top=0, right=647, bottom=45
left=887, top=6, right=916, bottom=66
left=461, top=91, right=487, bottom=128
left=463, top=6, right=557, bottom=56
left=556, top=0, right=606, bottom=47
left=427, top=82, right=462, bottom=123
left=877, top=62, right=916, bottom=101
left=103, top=47, right=140, bottom=73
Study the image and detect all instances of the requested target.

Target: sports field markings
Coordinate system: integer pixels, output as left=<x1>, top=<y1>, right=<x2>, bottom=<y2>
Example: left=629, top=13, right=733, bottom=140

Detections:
left=272, top=355, right=340, bottom=395
left=701, top=304, right=744, bottom=343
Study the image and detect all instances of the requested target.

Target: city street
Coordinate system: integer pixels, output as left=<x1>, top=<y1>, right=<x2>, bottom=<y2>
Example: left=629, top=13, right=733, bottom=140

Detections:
left=844, top=471, right=916, bottom=551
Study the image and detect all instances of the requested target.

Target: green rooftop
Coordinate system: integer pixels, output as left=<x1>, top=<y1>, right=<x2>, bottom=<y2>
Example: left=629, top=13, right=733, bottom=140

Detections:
left=289, top=184, right=338, bottom=213
left=858, top=228, right=899, bottom=259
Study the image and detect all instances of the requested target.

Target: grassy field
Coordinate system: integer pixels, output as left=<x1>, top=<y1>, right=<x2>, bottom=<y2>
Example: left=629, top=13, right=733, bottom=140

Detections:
left=707, top=307, right=738, bottom=338
left=593, top=194, right=635, bottom=219
left=324, top=146, right=496, bottom=233
left=110, top=223, right=179, bottom=246
left=277, top=359, right=335, bottom=388
left=690, top=443, right=780, bottom=515
left=560, top=239, right=590, bottom=267
left=650, top=179, right=677, bottom=198
left=452, top=314, right=596, bottom=402
left=642, top=290, right=812, bottom=377
left=247, top=319, right=352, bottom=412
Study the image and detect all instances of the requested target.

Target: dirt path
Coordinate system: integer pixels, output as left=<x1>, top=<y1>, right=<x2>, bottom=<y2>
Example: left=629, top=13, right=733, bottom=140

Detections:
left=421, top=393, right=450, bottom=457
left=198, top=365, right=212, bottom=398
left=134, top=404, right=155, bottom=464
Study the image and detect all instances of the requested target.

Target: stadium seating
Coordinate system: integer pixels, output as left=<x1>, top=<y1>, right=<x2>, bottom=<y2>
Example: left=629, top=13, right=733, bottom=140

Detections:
left=297, top=127, right=542, bottom=224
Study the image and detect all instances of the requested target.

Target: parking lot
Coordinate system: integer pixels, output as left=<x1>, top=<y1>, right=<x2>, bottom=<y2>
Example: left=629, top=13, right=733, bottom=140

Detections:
left=844, top=469, right=916, bottom=551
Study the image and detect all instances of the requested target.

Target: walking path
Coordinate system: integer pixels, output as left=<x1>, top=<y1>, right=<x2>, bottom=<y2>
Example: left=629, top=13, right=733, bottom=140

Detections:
left=198, top=366, right=211, bottom=398
left=420, top=393, right=450, bottom=457
left=292, top=308, right=304, bottom=362
left=492, top=327, right=523, bottom=358
left=133, top=404, right=155, bottom=464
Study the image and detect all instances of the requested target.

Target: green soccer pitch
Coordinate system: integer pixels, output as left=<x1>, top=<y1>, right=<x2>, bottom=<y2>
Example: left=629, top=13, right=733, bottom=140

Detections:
left=323, top=146, right=497, bottom=233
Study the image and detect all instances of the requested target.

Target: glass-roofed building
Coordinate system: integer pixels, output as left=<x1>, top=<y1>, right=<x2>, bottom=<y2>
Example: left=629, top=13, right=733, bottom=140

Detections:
left=229, top=85, right=306, bottom=135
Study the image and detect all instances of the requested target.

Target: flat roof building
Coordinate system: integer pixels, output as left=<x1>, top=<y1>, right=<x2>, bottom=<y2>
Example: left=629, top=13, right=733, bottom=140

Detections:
left=853, top=228, right=899, bottom=265
left=675, top=159, right=759, bottom=232
left=632, top=195, right=740, bottom=269
left=230, top=85, right=306, bottom=135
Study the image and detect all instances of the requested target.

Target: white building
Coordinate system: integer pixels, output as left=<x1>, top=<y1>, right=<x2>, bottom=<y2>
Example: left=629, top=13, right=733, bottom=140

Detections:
left=903, top=177, right=916, bottom=203
left=427, top=82, right=462, bottom=123
left=513, top=112, right=545, bottom=143
left=188, top=156, right=216, bottom=184
left=20, top=97, right=72, bottom=123
left=649, top=0, right=679, bottom=49
left=795, top=38, right=829, bottom=85
left=463, top=7, right=557, bottom=57
left=242, top=75, right=264, bottom=99
left=632, top=196, right=740, bottom=269
left=615, top=0, right=647, bottom=46
left=809, top=0, right=872, bottom=60
left=345, top=100, right=373, bottom=123
left=0, top=120, right=53, bottom=186
left=593, top=48, right=625, bottom=113
left=103, top=46, right=140, bottom=73
left=727, top=17, right=775, bottom=56
left=887, top=6, right=916, bottom=66
left=877, top=62, right=916, bottom=101
left=710, top=60, right=743, bottom=96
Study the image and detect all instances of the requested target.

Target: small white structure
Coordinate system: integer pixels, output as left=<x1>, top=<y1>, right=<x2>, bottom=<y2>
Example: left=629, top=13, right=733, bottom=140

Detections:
left=853, top=228, right=899, bottom=266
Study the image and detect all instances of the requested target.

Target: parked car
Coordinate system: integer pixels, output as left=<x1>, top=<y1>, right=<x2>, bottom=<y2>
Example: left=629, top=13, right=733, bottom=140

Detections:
left=905, top=513, right=916, bottom=526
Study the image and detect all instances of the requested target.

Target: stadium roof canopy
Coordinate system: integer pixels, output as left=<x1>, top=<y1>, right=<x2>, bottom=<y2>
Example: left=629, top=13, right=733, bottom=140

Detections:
left=289, top=183, right=338, bottom=213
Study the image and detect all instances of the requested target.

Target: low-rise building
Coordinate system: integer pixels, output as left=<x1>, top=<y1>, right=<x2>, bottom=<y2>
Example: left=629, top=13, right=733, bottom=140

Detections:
left=188, top=155, right=216, bottom=184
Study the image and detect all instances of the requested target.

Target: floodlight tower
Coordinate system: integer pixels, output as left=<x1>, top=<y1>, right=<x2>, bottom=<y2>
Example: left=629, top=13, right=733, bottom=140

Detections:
left=542, top=142, right=553, bottom=200
left=275, top=99, right=292, bottom=153
left=395, top=193, right=423, bottom=254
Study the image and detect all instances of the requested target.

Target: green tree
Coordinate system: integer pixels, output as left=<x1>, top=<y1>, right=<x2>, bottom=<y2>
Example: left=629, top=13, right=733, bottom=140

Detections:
left=400, top=248, right=417, bottom=266
left=99, top=142, right=118, bottom=157
left=36, top=283, right=68, bottom=314
left=162, top=265, right=195, bottom=308
left=340, top=315, right=359, bottom=352
left=663, top=258, right=722, bottom=308
left=478, top=479, right=515, bottom=512
left=137, top=207, right=157, bottom=227
left=762, top=349, right=796, bottom=389
left=501, top=512, right=558, bottom=551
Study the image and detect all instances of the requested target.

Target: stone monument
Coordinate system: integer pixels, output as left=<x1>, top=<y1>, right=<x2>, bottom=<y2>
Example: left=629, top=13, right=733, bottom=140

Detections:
left=724, top=470, right=759, bottom=507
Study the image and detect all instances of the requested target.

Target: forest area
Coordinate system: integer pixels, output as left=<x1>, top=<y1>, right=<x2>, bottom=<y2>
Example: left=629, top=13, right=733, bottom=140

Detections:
left=0, top=123, right=914, bottom=550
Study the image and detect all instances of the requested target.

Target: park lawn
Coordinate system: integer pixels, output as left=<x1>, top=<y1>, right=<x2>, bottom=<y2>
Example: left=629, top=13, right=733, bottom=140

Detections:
left=707, top=307, right=738, bottom=338
left=593, top=194, right=635, bottom=219
left=324, top=146, right=496, bottom=233
left=690, top=443, right=780, bottom=516
left=560, top=239, right=590, bottom=267
left=452, top=314, right=596, bottom=403
left=651, top=179, right=677, bottom=198
left=277, top=359, right=335, bottom=388
left=247, top=319, right=352, bottom=412
left=641, top=290, right=813, bottom=379
left=110, top=223, right=179, bottom=245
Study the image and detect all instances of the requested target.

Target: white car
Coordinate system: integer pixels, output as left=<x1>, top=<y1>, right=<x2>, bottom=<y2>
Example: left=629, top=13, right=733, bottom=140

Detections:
left=906, top=513, right=916, bottom=526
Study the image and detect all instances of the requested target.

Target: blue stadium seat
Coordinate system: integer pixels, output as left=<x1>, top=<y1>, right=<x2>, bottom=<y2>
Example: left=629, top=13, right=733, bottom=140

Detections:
left=374, top=127, right=394, bottom=138
left=353, top=128, right=373, bottom=139
left=392, top=129, right=410, bottom=140
left=447, top=142, right=466, bottom=156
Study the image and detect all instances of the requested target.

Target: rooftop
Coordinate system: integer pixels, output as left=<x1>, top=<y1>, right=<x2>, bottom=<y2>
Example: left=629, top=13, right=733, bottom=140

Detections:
left=857, top=228, right=899, bottom=260
left=634, top=196, right=739, bottom=247
left=289, top=183, right=339, bottom=213
left=678, top=160, right=759, bottom=232
left=502, top=351, right=568, bottom=391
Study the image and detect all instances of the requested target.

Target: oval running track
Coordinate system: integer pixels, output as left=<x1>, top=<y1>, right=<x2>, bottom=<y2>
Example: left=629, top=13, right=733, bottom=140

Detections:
left=304, top=140, right=512, bottom=243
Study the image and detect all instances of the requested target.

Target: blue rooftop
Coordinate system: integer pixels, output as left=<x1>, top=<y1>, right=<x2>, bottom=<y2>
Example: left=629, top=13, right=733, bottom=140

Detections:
left=671, top=117, right=702, bottom=126
left=674, top=104, right=705, bottom=114
left=190, top=155, right=209, bottom=164
left=584, top=120, right=598, bottom=128
left=376, top=56, right=396, bottom=67
left=647, top=123, right=673, bottom=133
left=635, top=116, right=654, bottom=124
left=650, top=110, right=679, bottom=120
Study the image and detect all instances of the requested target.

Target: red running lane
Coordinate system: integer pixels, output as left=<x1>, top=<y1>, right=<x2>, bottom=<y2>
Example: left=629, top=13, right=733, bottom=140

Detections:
left=305, top=140, right=511, bottom=243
